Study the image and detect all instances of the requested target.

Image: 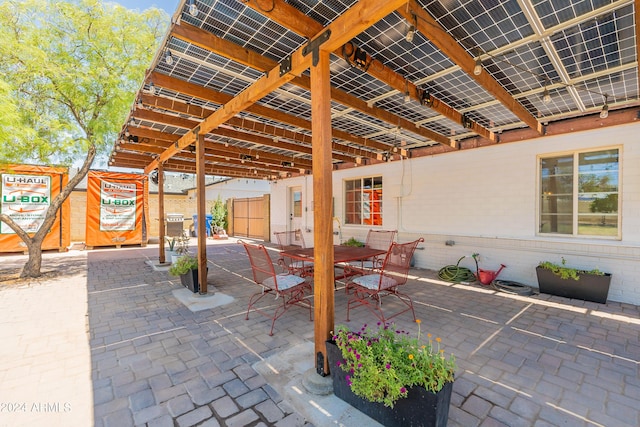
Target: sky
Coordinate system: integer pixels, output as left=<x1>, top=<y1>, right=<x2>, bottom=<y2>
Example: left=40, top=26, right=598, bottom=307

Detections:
left=112, top=0, right=180, bottom=14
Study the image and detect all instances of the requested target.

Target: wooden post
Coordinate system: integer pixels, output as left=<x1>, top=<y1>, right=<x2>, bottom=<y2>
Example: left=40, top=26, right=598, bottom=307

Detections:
left=196, top=131, right=208, bottom=294
left=311, top=49, right=334, bottom=375
left=158, top=162, right=166, bottom=264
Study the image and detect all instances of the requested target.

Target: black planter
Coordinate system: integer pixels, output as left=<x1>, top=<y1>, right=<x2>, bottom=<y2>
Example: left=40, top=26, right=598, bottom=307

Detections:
left=535, top=266, right=612, bottom=304
left=325, top=340, right=452, bottom=427
left=179, top=268, right=208, bottom=293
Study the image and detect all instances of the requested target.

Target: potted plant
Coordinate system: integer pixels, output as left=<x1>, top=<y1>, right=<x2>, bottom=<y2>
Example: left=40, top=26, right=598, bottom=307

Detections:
left=536, top=258, right=612, bottom=303
left=326, top=321, right=456, bottom=426
left=342, top=237, right=364, bottom=247
left=168, top=254, right=204, bottom=293
left=165, top=236, right=178, bottom=262
left=210, top=195, right=228, bottom=239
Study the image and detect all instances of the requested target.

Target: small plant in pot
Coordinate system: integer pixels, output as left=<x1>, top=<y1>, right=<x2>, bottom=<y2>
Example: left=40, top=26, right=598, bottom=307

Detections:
left=169, top=254, right=202, bottom=293
left=342, top=237, right=364, bottom=247
left=168, top=254, right=198, bottom=276
left=327, top=321, right=456, bottom=426
left=536, top=257, right=612, bottom=303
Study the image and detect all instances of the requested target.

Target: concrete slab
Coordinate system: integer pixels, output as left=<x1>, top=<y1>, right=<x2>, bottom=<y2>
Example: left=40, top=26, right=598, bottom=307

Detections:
left=253, top=342, right=383, bottom=427
left=144, top=259, right=171, bottom=272
left=171, top=287, right=234, bottom=312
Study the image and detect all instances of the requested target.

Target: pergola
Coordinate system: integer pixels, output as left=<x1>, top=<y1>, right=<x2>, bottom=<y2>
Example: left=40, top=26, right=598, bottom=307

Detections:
left=109, top=0, right=640, bottom=374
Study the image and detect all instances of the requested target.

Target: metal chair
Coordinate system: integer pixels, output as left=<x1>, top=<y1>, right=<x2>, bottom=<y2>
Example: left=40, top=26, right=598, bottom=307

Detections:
left=361, top=229, right=397, bottom=269
left=346, top=238, right=423, bottom=323
left=342, top=230, right=397, bottom=286
left=239, top=241, right=312, bottom=336
left=274, top=229, right=314, bottom=276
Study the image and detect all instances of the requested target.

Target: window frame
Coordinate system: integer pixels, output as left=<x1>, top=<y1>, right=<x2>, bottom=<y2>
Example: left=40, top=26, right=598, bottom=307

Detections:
left=537, top=146, right=621, bottom=240
left=343, top=175, right=383, bottom=226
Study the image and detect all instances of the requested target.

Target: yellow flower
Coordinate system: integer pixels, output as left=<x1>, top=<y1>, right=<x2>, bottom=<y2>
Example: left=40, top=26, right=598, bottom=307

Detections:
left=415, top=319, right=421, bottom=324
left=421, top=345, right=426, bottom=349
left=408, top=354, right=414, bottom=360
left=436, top=337, right=442, bottom=343
left=427, top=333, right=432, bottom=338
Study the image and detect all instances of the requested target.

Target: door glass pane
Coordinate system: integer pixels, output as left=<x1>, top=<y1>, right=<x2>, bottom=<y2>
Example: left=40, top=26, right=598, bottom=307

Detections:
left=292, top=190, right=302, bottom=217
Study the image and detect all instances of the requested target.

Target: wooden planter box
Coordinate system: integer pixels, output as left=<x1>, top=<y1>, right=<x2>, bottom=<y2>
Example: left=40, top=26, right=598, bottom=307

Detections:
left=535, top=266, right=612, bottom=304
left=325, top=340, right=452, bottom=427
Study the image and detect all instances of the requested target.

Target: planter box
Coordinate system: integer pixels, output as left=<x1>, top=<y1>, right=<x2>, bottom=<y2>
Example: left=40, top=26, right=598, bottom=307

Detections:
left=535, top=266, right=612, bottom=304
left=180, top=268, right=208, bottom=293
left=325, top=340, right=452, bottom=427
left=165, top=250, right=177, bottom=263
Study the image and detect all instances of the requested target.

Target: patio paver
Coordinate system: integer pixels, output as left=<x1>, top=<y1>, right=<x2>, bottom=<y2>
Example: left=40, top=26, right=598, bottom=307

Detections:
left=0, top=238, right=638, bottom=426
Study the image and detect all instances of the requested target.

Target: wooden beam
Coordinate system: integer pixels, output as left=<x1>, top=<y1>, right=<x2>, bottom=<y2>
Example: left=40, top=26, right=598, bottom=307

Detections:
left=145, top=0, right=408, bottom=173
left=400, top=1, right=543, bottom=134
left=112, top=151, right=274, bottom=178
left=119, top=141, right=310, bottom=172
left=196, top=131, right=208, bottom=294
left=138, top=93, right=368, bottom=162
left=636, top=0, right=640, bottom=89
left=147, top=72, right=390, bottom=153
left=157, top=162, right=165, bottom=264
left=311, top=49, right=334, bottom=376
left=242, top=0, right=489, bottom=143
left=172, top=22, right=452, bottom=146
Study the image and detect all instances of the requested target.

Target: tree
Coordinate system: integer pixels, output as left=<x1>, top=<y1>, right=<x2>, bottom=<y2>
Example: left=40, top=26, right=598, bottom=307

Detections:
left=0, top=0, right=166, bottom=277
left=210, top=195, right=228, bottom=234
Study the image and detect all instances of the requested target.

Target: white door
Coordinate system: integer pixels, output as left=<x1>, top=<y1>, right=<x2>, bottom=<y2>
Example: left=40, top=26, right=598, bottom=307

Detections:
left=288, top=186, right=303, bottom=233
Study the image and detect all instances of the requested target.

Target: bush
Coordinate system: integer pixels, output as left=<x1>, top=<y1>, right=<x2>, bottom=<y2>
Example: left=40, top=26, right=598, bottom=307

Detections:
left=210, top=195, right=227, bottom=233
left=333, top=321, right=456, bottom=408
left=538, top=257, right=604, bottom=281
left=342, top=237, right=364, bottom=247
left=168, top=254, right=198, bottom=276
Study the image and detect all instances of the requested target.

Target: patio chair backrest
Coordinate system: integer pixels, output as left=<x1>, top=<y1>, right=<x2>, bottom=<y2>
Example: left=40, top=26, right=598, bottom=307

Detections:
left=377, top=238, right=423, bottom=289
left=240, top=241, right=280, bottom=290
left=364, top=229, right=397, bottom=252
left=274, top=229, right=306, bottom=250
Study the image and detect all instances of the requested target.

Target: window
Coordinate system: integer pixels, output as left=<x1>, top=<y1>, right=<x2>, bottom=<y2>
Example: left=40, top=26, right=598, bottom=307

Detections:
left=345, top=176, right=383, bottom=225
left=539, top=148, right=619, bottom=237
left=292, top=190, right=302, bottom=218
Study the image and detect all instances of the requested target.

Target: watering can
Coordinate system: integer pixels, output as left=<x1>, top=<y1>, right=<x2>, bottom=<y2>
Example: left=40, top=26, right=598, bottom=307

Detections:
left=477, top=264, right=506, bottom=285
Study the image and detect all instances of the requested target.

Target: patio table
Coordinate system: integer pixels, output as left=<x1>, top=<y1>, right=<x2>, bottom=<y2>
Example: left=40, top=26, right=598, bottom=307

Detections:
left=280, top=245, right=386, bottom=280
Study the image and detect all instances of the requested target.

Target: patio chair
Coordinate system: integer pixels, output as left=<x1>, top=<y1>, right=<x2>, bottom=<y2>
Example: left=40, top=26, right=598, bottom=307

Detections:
left=239, top=241, right=312, bottom=336
left=346, top=237, right=423, bottom=323
left=342, top=229, right=397, bottom=287
left=274, top=229, right=314, bottom=276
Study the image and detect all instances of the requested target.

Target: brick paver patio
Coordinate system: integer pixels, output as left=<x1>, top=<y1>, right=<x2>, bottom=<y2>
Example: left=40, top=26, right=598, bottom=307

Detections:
left=1, top=238, right=638, bottom=426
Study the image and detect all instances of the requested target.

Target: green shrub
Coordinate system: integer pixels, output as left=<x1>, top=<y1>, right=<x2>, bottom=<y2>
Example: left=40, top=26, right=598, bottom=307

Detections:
left=538, top=257, right=604, bottom=281
left=168, top=254, right=198, bottom=276
left=342, top=237, right=364, bottom=247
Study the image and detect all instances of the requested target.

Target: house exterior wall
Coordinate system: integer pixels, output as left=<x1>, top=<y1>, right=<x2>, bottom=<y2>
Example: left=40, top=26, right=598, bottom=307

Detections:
left=270, top=122, right=640, bottom=305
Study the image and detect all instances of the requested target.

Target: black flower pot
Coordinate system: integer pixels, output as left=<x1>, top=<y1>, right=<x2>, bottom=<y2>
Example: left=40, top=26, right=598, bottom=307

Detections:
left=536, top=267, right=611, bottom=304
left=179, top=267, right=208, bottom=293
left=325, top=340, right=452, bottom=427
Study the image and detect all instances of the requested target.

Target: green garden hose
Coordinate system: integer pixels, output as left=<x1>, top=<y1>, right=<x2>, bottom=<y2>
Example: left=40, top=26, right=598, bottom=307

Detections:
left=438, top=255, right=477, bottom=283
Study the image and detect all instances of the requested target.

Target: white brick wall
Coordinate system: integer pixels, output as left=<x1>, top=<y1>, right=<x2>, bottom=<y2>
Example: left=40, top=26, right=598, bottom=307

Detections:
left=270, top=122, right=640, bottom=305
